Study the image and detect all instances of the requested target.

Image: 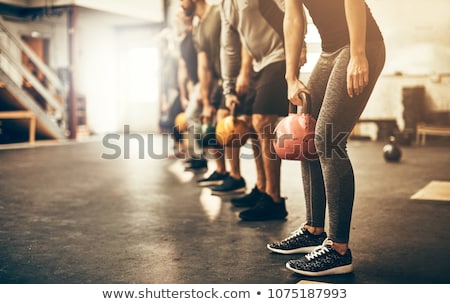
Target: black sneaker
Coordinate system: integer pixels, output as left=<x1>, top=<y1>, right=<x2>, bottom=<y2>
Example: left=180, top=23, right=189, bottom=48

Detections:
left=197, top=171, right=229, bottom=187
left=211, top=176, right=246, bottom=195
left=185, top=154, right=206, bottom=164
left=185, top=158, right=208, bottom=171
left=239, top=193, right=287, bottom=221
left=286, top=239, right=353, bottom=276
left=230, top=186, right=263, bottom=208
left=267, top=224, right=327, bottom=254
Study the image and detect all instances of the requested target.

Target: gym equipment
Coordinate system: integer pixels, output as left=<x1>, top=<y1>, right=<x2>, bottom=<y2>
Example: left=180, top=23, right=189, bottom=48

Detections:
left=196, top=123, right=218, bottom=148
left=273, top=92, right=318, bottom=161
left=174, top=112, right=188, bottom=132
left=215, top=103, right=250, bottom=147
left=383, top=136, right=402, bottom=162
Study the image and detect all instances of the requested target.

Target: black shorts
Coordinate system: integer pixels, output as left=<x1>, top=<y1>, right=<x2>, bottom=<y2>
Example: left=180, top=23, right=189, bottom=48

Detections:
left=251, top=60, right=288, bottom=116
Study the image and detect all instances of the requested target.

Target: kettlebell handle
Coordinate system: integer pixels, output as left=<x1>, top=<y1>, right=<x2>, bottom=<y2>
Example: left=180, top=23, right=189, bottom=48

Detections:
left=229, top=101, right=237, bottom=118
left=289, top=92, right=311, bottom=115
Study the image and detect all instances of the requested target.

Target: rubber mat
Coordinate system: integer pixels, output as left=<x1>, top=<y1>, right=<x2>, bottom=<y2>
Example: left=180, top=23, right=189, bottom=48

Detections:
left=410, top=180, right=450, bottom=202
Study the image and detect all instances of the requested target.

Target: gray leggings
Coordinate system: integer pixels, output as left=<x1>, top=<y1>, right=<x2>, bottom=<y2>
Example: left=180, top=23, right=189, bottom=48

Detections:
left=303, top=40, right=385, bottom=244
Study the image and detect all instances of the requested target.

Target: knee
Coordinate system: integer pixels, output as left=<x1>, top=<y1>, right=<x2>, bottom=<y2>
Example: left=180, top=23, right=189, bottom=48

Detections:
left=314, top=125, right=349, bottom=159
left=252, top=114, right=278, bottom=138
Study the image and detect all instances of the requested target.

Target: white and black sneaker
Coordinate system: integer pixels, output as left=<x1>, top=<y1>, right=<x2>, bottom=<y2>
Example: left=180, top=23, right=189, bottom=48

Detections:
left=286, top=239, right=353, bottom=276
left=267, top=224, right=327, bottom=254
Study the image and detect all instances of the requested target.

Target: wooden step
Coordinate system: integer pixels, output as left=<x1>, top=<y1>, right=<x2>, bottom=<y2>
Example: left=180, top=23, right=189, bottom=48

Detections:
left=0, top=111, right=36, bottom=143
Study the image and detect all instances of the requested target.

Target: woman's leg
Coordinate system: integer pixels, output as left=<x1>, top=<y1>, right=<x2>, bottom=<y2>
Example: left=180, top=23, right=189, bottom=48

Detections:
left=315, top=41, right=386, bottom=245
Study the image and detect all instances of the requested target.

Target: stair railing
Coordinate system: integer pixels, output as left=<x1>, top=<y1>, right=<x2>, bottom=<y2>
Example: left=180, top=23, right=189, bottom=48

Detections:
left=0, top=16, right=66, bottom=121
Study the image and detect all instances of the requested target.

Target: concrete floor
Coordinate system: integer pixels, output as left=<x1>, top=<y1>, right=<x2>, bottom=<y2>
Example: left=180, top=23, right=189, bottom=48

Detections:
left=0, top=135, right=449, bottom=284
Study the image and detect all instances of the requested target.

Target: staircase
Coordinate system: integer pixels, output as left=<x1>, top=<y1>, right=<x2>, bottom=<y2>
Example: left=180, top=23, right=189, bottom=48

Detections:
left=0, top=16, right=67, bottom=144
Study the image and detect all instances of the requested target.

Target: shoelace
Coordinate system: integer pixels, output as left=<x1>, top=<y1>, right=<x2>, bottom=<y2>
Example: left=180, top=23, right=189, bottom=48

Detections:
left=305, top=239, right=333, bottom=261
left=291, top=226, right=307, bottom=237
left=282, top=222, right=308, bottom=241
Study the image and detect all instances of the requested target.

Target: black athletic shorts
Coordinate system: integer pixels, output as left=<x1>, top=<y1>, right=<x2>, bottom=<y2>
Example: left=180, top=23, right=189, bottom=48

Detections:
left=251, top=60, right=288, bottom=116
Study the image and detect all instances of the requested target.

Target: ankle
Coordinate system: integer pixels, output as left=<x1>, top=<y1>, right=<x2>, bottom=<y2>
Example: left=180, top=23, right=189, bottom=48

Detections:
left=255, top=183, right=265, bottom=193
left=304, top=224, right=324, bottom=236
left=229, top=173, right=241, bottom=180
left=331, top=242, right=348, bottom=255
left=267, top=193, right=281, bottom=203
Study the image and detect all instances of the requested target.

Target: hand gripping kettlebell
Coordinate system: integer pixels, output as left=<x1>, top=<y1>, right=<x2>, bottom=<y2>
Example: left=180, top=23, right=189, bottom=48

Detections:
left=273, top=92, right=318, bottom=161
left=215, top=102, right=251, bottom=147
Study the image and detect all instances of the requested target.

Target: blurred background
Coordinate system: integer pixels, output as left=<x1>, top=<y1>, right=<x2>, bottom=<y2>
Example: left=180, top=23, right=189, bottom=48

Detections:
left=0, top=0, right=448, bottom=145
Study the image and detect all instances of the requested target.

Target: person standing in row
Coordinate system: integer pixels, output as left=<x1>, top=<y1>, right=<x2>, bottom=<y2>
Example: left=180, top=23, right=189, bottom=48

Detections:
left=181, top=0, right=251, bottom=194
left=221, top=0, right=302, bottom=220
left=268, top=0, right=386, bottom=276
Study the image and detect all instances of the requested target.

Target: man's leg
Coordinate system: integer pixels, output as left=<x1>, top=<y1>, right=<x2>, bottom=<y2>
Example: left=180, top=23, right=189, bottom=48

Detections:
left=252, top=114, right=281, bottom=202
left=238, top=61, right=288, bottom=221
left=196, top=108, right=229, bottom=186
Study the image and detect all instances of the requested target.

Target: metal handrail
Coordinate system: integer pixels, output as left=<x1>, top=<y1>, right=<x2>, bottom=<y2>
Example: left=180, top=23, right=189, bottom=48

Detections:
left=0, top=16, right=65, bottom=92
left=0, top=17, right=65, bottom=118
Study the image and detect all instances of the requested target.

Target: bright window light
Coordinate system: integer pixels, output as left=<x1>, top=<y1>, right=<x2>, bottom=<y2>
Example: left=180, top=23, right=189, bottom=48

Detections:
left=126, top=47, right=159, bottom=103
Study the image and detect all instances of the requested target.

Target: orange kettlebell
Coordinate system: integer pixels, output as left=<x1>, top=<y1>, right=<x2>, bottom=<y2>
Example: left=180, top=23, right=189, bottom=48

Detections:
left=215, top=103, right=250, bottom=147
left=174, top=112, right=188, bottom=132
left=273, top=92, right=318, bottom=161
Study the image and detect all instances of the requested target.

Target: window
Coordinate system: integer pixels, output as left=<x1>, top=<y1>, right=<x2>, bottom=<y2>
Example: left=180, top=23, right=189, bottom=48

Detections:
left=125, top=47, right=159, bottom=103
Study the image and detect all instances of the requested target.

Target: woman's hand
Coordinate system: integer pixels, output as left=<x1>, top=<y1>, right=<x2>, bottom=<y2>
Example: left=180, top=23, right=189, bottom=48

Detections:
left=346, top=54, right=369, bottom=98
left=287, top=78, right=310, bottom=106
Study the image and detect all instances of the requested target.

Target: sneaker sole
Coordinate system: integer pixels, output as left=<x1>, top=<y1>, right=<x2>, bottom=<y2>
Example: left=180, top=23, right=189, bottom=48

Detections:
left=211, top=187, right=246, bottom=196
left=286, top=263, right=353, bottom=276
left=197, top=180, right=224, bottom=187
left=266, top=244, right=318, bottom=254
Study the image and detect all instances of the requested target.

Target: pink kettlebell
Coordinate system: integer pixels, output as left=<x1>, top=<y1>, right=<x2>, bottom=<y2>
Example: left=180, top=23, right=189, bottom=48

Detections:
left=273, top=92, right=318, bottom=161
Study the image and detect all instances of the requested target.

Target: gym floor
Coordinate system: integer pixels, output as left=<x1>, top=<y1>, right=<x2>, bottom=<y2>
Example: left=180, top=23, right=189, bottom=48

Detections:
left=0, top=135, right=449, bottom=284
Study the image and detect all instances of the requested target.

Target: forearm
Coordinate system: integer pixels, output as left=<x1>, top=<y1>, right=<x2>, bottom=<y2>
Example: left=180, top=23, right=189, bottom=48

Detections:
left=239, top=47, right=252, bottom=80
left=220, top=6, right=241, bottom=95
left=178, top=58, right=189, bottom=102
left=234, top=47, right=253, bottom=96
left=198, top=60, right=212, bottom=107
left=284, top=0, right=306, bottom=81
left=344, top=0, right=367, bottom=57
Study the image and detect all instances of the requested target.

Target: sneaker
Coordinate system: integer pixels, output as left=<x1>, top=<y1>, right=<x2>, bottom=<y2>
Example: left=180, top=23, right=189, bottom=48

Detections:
left=185, top=154, right=205, bottom=164
left=286, top=239, right=353, bottom=276
left=267, top=224, right=327, bottom=254
left=230, top=186, right=263, bottom=208
left=197, top=171, right=229, bottom=187
left=211, top=176, right=246, bottom=195
left=239, top=193, right=287, bottom=221
left=185, top=158, right=208, bottom=171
